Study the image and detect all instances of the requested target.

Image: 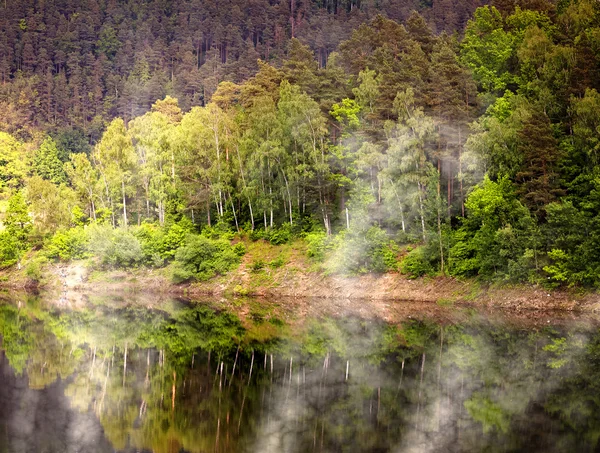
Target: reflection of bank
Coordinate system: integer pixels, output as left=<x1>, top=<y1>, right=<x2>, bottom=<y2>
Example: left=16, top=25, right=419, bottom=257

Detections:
left=0, top=297, right=599, bottom=452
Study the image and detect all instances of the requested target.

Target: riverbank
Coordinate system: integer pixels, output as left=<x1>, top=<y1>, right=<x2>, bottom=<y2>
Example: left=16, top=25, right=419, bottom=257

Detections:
left=1, top=243, right=598, bottom=313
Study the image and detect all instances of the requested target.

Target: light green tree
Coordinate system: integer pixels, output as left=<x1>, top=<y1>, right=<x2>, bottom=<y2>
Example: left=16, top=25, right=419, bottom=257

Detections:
left=64, top=153, right=100, bottom=221
left=94, top=118, right=137, bottom=227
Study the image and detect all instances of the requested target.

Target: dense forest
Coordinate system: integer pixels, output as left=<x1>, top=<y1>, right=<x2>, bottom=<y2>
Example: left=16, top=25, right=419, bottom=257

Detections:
left=1, top=0, right=600, bottom=288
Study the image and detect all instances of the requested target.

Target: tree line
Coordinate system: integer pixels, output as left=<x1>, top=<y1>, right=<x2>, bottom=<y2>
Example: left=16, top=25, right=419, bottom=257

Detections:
left=3, top=0, right=600, bottom=287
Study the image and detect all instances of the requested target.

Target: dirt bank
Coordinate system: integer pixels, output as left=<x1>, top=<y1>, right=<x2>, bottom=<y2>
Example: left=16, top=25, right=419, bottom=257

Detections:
left=7, top=255, right=597, bottom=313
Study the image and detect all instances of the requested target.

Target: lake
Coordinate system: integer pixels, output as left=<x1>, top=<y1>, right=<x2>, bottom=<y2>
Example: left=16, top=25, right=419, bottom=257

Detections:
left=0, top=293, right=599, bottom=453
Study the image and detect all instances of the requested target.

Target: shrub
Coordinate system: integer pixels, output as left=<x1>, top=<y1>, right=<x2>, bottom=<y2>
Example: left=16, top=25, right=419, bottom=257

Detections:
left=45, top=227, right=89, bottom=261
left=25, top=256, right=48, bottom=282
left=251, top=259, right=265, bottom=272
left=0, top=232, right=21, bottom=268
left=88, top=225, right=142, bottom=268
left=269, top=256, right=285, bottom=268
left=268, top=224, right=292, bottom=245
left=109, top=229, right=143, bottom=267
left=133, top=222, right=163, bottom=265
left=201, top=221, right=234, bottom=240
left=172, top=234, right=240, bottom=282
left=305, top=231, right=328, bottom=262
left=233, top=242, right=246, bottom=257
left=400, top=246, right=435, bottom=278
left=160, top=223, right=188, bottom=258
left=249, top=224, right=292, bottom=245
left=325, top=226, right=399, bottom=275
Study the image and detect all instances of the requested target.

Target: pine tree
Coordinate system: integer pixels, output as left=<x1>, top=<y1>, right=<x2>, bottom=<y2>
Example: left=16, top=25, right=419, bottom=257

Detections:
left=33, top=137, right=67, bottom=184
left=515, top=109, right=563, bottom=218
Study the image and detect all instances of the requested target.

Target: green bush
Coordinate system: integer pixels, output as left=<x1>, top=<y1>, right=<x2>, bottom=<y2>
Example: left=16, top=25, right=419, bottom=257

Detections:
left=268, top=224, right=292, bottom=245
left=201, top=221, right=234, bottom=240
left=133, top=221, right=193, bottom=266
left=0, top=232, right=21, bottom=268
left=160, top=223, right=188, bottom=258
left=269, top=256, right=285, bottom=268
left=172, top=234, right=240, bottom=282
left=305, top=231, right=328, bottom=262
left=325, top=226, right=399, bottom=275
left=233, top=242, right=246, bottom=257
left=249, top=224, right=292, bottom=245
left=45, top=227, right=89, bottom=261
left=400, top=246, right=435, bottom=278
left=251, top=259, right=265, bottom=272
left=88, top=225, right=142, bottom=268
left=25, top=256, right=48, bottom=282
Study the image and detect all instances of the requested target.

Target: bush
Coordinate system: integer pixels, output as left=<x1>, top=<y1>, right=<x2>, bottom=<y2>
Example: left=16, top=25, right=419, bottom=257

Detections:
left=251, top=259, right=265, bottom=272
left=45, top=227, right=89, bottom=261
left=325, top=226, right=399, bottom=275
left=268, top=224, right=292, bottom=245
left=269, top=256, right=285, bottom=268
left=133, top=222, right=163, bottom=265
left=25, top=256, right=48, bottom=282
left=172, top=234, right=241, bottom=282
left=160, top=223, right=189, bottom=258
left=134, top=221, right=191, bottom=265
left=233, top=242, right=246, bottom=257
left=88, top=225, right=142, bottom=268
left=201, top=221, right=234, bottom=240
left=109, top=229, right=143, bottom=267
left=249, top=224, right=292, bottom=245
left=0, top=232, right=21, bottom=268
left=305, top=231, right=328, bottom=262
left=400, top=246, right=435, bottom=278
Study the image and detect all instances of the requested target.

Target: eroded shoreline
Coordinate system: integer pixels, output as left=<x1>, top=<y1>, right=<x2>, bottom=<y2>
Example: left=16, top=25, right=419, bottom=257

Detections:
left=2, top=259, right=599, bottom=315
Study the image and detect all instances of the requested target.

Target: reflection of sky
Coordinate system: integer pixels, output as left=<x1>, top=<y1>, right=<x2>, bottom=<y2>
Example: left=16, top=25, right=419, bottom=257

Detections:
left=0, top=354, right=114, bottom=453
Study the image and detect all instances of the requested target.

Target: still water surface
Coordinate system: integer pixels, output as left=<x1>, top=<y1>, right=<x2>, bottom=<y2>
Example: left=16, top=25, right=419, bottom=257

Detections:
left=0, top=294, right=599, bottom=452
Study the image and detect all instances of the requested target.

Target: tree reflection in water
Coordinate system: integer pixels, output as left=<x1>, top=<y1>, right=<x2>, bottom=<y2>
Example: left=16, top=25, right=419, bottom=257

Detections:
left=0, top=296, right=599, bottom=452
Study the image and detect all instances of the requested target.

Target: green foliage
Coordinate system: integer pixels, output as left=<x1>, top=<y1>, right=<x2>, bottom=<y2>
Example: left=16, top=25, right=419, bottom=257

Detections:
left=460, top=6, right=515, bottom=94
left=33, top=137, right=67, bottom=184
left=0, top=232, right=21, bottom=268
left=233, top=242, right=246, bottom=257
left=326, top=226, right=399, bottom=275
left=330, top=98, right=361, bottom=129
left=45, top=227, right=89, bottom=261
left=3, top=1, right=600, bottom=290
left=448, top=176, right=539, bottom=281
left=250, top=259, right=265, bottom=272
left=25, top=256, right=48, bottom=282
left=305, top=231, right=329, bottom=262
left=400, top=246, right=435, bottom=278
left=172, top=234, right=240, bottom=282
left=88, top=225, right=142, bottom=268
left=0, top=304, right=33, bottom=374
left=4, top=191, right=31, bottom=243
left=269, top=256, right=286, bottom=268
left=465, top=393, right=511, bottom=434
left=0, top=133, right=28, bottom=192
left=249, top=224, right=292, bottom=245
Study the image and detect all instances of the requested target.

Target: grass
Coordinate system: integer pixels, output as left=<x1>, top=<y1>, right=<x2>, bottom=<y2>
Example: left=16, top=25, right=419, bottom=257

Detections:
left=436, top=298, right=455, bottom=307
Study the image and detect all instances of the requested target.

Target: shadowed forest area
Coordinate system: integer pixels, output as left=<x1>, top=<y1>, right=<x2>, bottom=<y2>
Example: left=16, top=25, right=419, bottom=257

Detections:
left=1, top=0, right=600, bottom=289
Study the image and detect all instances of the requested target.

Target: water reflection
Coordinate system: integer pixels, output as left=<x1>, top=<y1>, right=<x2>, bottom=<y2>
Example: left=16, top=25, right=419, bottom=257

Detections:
left=0, top=295, right=599, bottom=452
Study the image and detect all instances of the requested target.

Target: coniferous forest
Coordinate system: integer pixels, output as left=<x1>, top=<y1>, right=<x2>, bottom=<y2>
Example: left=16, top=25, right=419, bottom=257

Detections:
left=1, top=0, right=600, bottom=288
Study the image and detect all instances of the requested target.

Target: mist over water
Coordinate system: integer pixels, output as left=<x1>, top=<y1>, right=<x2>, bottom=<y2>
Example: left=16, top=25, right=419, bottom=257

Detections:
left=0, top=296, right=599, bottom=453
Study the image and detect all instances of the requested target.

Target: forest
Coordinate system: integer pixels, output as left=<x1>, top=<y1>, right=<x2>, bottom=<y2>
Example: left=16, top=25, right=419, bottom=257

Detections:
left=1, top=0, right=599, bottom=288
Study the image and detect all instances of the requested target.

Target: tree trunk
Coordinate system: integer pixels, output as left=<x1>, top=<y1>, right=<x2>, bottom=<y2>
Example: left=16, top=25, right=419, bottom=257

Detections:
left=122, top=180, right=128, bottom=228
left=418, top=182, right=426, bottom=241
